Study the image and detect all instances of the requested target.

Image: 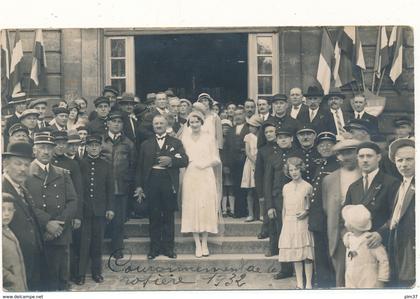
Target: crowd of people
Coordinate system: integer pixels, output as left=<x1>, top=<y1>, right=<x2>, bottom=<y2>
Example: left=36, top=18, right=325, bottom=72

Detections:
left=1, top=84, right=415, bottom=291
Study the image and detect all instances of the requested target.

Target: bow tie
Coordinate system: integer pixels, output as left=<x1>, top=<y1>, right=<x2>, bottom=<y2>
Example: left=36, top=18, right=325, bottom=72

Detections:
left=156, top=135, right=166, bottom=141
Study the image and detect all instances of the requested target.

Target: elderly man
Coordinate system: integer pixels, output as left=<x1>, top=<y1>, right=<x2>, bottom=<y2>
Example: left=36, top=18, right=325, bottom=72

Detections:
left=322, top=138, right=361, bottom=287
left=350, top=94, right=379, bottom=134
left=50, top=106, right=69, bottom=132
left=138, top=92, right=170, bottom=141
left=168, top=97, right=186, bottom=133
left=2, top=142, right=46, bottom=291
left=323, top=87, right=350, bottom=140
left=308, top=132, right=339, bottom=288
left=288, top=87, right=309, bottom=123
left=296, top=124, right=320, bottom=182
left=387, top=138, right=415, bottom=287
left=303, top=86, right=328, bottom=133
left=25, top=132, right=78, bottom=290
left=8, top=123, right=30, bottom=145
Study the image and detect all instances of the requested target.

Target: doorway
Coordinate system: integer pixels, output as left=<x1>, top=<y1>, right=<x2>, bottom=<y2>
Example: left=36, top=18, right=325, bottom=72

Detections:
left=135, top=33, right=248, bottom=104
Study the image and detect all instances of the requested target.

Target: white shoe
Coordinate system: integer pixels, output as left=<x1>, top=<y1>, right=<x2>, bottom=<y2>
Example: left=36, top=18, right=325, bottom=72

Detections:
left=195, top=246, right=203, bottom=258
left=202, top=244, right=209, bottom=257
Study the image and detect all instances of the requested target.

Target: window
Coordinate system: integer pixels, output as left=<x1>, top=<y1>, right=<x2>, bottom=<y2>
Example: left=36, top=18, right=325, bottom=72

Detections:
left=105, top=36, right=135, bottom=94
left=248, top=33, right=279, bottom=101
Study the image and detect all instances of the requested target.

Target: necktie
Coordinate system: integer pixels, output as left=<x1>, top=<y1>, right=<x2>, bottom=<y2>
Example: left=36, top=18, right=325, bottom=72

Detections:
left=310, top=109, right=316, bottom=122
left=16, top=185, right=25, bottom=198
left=43, top=165, right=49, bottom=185
left=335, top=110, right=345, bottom=135
left=356, top=113, right=361, bottom=119
left=363, top=174, right=369, bottom=194
left=390, top=180, right=407, bottom=229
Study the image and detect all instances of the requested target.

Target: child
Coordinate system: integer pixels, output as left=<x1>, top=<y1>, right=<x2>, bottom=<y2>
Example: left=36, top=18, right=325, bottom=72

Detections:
left=221, top=119, right=235, bottom=217
left=241, top=115, right=262, bottom=222
left=2, top=193, right=28, bottom=292
left=342, top=204, right=389, bottom=288
left=278, top=156, right=314, bottom=289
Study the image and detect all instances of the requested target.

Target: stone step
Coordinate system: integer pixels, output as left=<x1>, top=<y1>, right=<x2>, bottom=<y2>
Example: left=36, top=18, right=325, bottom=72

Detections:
left=123, top=217, right=263, bottom=237
left=103, top=236, right=270, bottom=254
left=102, top=254, right=280, bottom=275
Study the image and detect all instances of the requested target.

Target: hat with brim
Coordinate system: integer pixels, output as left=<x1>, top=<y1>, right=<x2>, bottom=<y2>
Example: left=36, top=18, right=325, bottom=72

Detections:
left=2, top=192, right=15, bottom=203
left=145, top=93, right=156, bottom=104
left=276, top=126, right=294, bottom=137
left=180, top=98, right=192, bottom=107
left=297, top=124, right=316, bottom=135
left=394, top=116, right=413, bottom=127
left=28, top=98, right=48, bottom=109
left=344, top=119, right=371, bottom=134
left=197, top=92, right=214, bottom=103
left=8, top=123, right=29, bottom=136
left=316, top=131, right=336, bottom=144
left=86, top=135, right=102, bottom=145
left=332, top=138, right=361, bottom=153
left=7, top=92, right=27, bottom=105
left=33, top=133, right=56, bottom=145
left=103, top=85, right=119, bottom=96
left=119, top=93, right=136, bottom=104
left=304, top=86, right=324, bottom=97
left=342, top=205, right=372, bottom=231
left=187, top=111, right=205, bottom=124
left=94, top=96, right=110, bottom=107
left=165, top=89, right=175, bottom=97
left=19, top=109, right=40, bottom=120
left=134, top=103, right=148, bottom=116
left=2, top=142, right=34, bottom=159
left=67, top=134, right=82, bottom=144
left=388, top=138, right=415, bottom=163
left=246, top=115, right=263, bottom=127
left=271, top=93, right=288, bottom=103
left=52, top=131, right=68, bottom=142
left=52, top=106, right=69, bottom=116
left=107, top=111, right=124, bottom=121
left=324, top=87, right=345, bottom=101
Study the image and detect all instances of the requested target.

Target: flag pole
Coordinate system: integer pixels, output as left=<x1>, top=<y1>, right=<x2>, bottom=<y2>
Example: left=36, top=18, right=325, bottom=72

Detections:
left=360, top=69, right=366, bottom=91
left=376, top=68, right=386, bottom=95
left=26, top=29, right=37, bottom=97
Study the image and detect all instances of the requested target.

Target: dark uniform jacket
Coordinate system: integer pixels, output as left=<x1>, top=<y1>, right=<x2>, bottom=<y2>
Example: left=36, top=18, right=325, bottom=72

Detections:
left=25, top=161, right=78, bottom=246
left=101, top=133, right=136, bottom=195
left=254, top=141, right=279, bottom=199
left=87, top=117, right=108, bottom=136
left=52, top=154, right=84, bottom=220
left=297, top=145, right=322, bottom=182
left=224, top=124, right=250, bottom=167
left=136, top=135, right=188, bottom=211
left=80, top=156, right=114, bottom=217
left=3, top=113, right=20, bottom=147
left=264, top=146, right=300, bottom=211
left=343, top=170, right=400, bottom=242
left=257, top=115, right=301, bottom=148
left=3, top=178, right=45, bottom=289
left=288, top=104, right=310, bottom=124
left=49, top=123, right=67, bottom=132
left=308, top=156, right=340, bottom=232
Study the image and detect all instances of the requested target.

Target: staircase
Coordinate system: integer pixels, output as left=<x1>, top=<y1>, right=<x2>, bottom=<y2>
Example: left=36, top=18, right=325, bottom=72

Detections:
left=70, top=217, right=296, bottom=291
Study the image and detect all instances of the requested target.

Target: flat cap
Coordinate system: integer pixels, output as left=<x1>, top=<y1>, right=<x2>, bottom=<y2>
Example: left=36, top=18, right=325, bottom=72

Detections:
left=271, top=93, right=288, bottom=103
left=344, top=118, right=371, bottom=133
left=19, top=109, right=40, bottom=120
left=107, top=110, right=124, bottom=121
left=332, top=138, right=361, bottom=152
left=356, top=141, right=381, bottom=154
left=52, top=131, right=68, bottom=141
left=394, top=116, right=413, bottom=127
left=324, top=87, right=345, bottom=100
left=52, top=106, right=69, bottom=115
left=94, top=96, right=110, bottom=107
left=388, top=138, right=415, bottom=163
left=103, top=85, right=119, bottom=96
left=67, top=134, right=81, bottom=144
left=8, top=123, right=29, bottom=136
left=28, top=98, right=48, bottom=108
left=180, top=98, right=192, bottom=107
left=86, top=134, right=103, bottom=144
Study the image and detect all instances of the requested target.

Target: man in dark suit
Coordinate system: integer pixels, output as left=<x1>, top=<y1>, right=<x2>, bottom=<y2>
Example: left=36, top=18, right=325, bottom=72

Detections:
left=2, top=142, right=46, bottom=291
left=303, top=86, right=328, bottom=134
left=137, top=92, right=170, bottom=141
left=28, top=98, right=50, bottom=129
left=169, top=97, right=186, bottom=134
left=118, top=93, right=138, bottom=143
left=225, top=107, right=250, bottom=218
left=308, top=132, right=339, bottom=288
left=87, top=97, right=111, bottom=136
left=3, top=92, right=28, bottom=148
left=323, top=88, right=350, bottom=140
left=387, top=138, right=415, bottom=287
left=25, top=132, right=78, bottom=291
left=135, top=114, right=188, bottom=259
left=50, top=106, right=69, bottom=132
left=350, top=94, right=379, bottom=135
left=76, top=126, right=88, bottom=159
left=343, top=141, right=400, bottom=249
left=75, top=135, right=115, bottom=285
left=288, top=87, right=310, bottom=124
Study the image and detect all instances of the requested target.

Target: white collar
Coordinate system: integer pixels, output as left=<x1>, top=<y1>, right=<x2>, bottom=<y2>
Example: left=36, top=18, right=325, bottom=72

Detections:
left=309, top=107, right=319, bottom=113
left=403, top=176, right=414, bottom=185
left=363, top=168, right=379, bottom=183
left=108, top=131, right=121, bottom=140
left=55, top=123, right=65, bottom=131
left=330, top=108, right=342, bottom=115
left=34, top=159, right=50, bottom=172
left=15, top=111, right=22, bottom=118
left=156, top=133, right=167, bottom=139
left=354, top=110, right=365, bottom=117
left=292, top=104, right=302, bottom=110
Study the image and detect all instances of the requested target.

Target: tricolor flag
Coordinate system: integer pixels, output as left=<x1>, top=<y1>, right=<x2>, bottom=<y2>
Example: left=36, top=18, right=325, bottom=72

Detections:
left=373, top=26, right=389, bottom=78
left=1, top=30, right=11, bottom=103
left=333, top=26, right=366, bottom=87
left=30, top=29, right=47, bottom=87
left=9, top=30, right=24, bottom=96
left=316, top=28, right=334, bottom=95
left=389, top=26, right=403, bottom=83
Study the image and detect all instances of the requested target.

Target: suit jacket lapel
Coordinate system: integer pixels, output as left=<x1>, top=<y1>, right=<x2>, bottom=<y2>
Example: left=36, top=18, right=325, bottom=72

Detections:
left=362, top=171, right=383, bottom=205
left=30, top=162, right=46, bottom=181
left=399, top=182, right=415, bottom=220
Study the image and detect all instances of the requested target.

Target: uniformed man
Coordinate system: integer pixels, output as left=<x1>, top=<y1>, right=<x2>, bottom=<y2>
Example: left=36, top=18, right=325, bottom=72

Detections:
left=89, top=86, right=119, bottom=121
left=75, top=135, right=114, bottom=285
left=343, top=118, right=373, bottom=142
left=19, top=109, right=40, bottom=141
left=8, top=123, right=30, bottom=145
left=28, top=98, right=50, bottom=129
left=393, top=116, right=414, bottom=140
left=50, top=106, right=69, bottom=132
left=86, top=96, right=111, bottom=136
left=101, top=110, right=136, bottom=258
left=51, top=131, right=84, bottom=283
left=25, top=132, right=78, bottom=291
left=264, top=126, right=297, bottom=279
left=296, top=124, right=321, bottom=182
left=65, top=133, right=83, bottom=162
left=3, top=92, right=28, bottom=147
left=308, top=132, right=339, bottom=288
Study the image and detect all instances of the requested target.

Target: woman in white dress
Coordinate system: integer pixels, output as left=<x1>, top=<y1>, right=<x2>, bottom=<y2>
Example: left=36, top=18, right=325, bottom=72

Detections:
left=181, top=110, right=221, bottom=258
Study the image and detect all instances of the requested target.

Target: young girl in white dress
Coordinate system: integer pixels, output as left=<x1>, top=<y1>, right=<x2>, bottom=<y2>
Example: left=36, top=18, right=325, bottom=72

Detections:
left=278, top=156, right=315, bottom=289
left=181, top=110, right=221, bottom=258
left=240, top=115, right=262, bottom=222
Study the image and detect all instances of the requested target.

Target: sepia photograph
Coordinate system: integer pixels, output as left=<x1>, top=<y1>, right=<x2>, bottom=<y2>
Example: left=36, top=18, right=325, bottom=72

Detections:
left=0, top=1, right=417, bottom=297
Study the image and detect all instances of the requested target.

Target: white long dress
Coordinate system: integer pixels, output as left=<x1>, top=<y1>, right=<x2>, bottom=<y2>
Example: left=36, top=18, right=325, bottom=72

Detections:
left=181, top=130, right=221, bottom=233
